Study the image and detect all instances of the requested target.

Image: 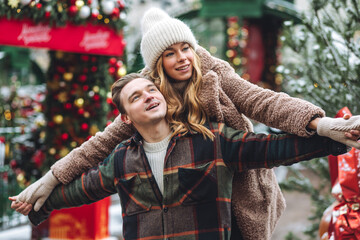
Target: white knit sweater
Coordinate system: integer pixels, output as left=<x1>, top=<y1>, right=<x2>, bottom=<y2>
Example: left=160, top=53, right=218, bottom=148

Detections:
left=143, top=134, right=171, bottom=194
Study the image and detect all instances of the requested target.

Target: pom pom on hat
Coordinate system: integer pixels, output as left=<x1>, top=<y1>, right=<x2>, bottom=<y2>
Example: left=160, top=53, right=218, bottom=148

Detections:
left=140, top=8, right=198, bottom=70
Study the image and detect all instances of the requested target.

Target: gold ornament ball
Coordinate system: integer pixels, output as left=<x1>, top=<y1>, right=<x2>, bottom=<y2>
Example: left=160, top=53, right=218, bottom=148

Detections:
left=75, top=0, right=84, bottom=7
left=118, top=66, right=127, bottom=77
left=93, top=86, right=100, bottom=93
left=90, top=125, right=99, bottom=136
left=63, top=72, right=73, bottom=81
left=233, top=57, right=241, bottom=66
left=17, top=173, right=25, bottom=183
left=71, top=141, right=77, bottom=148
left=55, top=51, right=64, bottom=59
left=74, top=98, right=84, bottom=108
left=59, top=147, right=70, bottom=158
left=49, top=148, right=56, bottom=155
left=53, top=115, right=63, bottom=124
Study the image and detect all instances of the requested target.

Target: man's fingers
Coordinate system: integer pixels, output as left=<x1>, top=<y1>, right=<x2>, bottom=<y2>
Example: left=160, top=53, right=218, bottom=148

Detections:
left=345, top=132, right=360, bottom=141
left=22, top=204, right=33, bottom=216
left=11, top=201, right=23, bottom=210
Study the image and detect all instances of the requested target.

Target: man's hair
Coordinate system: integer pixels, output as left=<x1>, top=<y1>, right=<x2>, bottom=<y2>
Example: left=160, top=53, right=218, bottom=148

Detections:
left=149, top=47, right=214, bottom=140
left=111, top=73, right=150, bottom=114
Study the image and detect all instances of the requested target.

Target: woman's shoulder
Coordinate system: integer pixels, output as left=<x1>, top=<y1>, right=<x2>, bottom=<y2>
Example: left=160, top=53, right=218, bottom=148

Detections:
left=197, top=46, right=234, bottom=75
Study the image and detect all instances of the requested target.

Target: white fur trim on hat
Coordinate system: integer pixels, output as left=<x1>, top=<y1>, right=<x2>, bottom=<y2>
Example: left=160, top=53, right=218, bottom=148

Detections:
left=140, top=8, right=198, bottom=70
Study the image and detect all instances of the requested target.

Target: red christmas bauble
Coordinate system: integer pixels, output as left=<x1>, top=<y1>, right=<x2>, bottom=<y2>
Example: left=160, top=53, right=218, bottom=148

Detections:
left=93, top=94, right=100, bottom=101
left=10, top=159, right=17, bottom=169
left=69, top=5, right=78, bottom=16
left=108, top=67, right=115, bottom=75
left=109, top=57, right=117, bottom=65
left=61, top=133, right=69, bottom=141
left=112, top=8, right=119, bottom=17
left=79, top=74, right=87, bottom=82
left=45, top=11, right=51, bottom=18
left=81, top=55, right=90, bottom=61
left=81, top=123, right=89, bottom=131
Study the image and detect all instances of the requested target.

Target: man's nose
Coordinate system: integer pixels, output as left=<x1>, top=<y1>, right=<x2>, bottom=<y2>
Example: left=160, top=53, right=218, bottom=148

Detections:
left=144, top=92, right=154, bottom=102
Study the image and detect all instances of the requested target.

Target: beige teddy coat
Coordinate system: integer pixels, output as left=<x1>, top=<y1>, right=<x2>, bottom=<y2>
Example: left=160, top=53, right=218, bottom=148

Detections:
left=51, top=46, right=325, bottom=240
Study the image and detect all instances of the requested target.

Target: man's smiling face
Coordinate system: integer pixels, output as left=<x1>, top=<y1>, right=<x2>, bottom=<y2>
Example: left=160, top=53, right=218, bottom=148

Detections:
left=120, top=78, right=167, bottom=128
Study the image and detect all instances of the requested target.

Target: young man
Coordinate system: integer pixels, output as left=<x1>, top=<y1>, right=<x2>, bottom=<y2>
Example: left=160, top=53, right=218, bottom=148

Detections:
left=21, top=73, right=346, bottom=239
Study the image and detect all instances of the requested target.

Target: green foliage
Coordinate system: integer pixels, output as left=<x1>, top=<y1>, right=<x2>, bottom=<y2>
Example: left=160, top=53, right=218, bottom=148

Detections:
left=278, top=0, right=360, bottom=238
left=279, top=0, right=360, bottom=117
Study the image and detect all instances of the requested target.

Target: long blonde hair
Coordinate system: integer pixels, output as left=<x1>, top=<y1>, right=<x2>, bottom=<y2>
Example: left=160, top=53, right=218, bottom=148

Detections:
left=150, top=47, right=214, bottom=140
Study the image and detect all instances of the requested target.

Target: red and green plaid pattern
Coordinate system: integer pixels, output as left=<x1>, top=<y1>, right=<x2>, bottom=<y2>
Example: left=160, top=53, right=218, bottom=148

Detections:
left=29, top=122, right=346, bottom=240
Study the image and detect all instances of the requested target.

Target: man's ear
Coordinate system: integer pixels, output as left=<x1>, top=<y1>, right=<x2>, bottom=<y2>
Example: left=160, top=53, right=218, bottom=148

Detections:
left=120, top=114, right=132, bottom=125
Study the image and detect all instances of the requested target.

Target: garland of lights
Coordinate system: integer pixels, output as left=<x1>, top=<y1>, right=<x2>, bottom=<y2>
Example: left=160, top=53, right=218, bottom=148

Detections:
left=0, top=0, right=126, bottom=31
left=226, top=16, right=249, bottom=79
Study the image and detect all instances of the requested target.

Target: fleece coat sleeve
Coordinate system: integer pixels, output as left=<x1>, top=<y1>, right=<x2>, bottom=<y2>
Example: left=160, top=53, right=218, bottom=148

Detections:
left=51, top=115, right=134, bottom=184
left=218, top=61, right=325, bottom=137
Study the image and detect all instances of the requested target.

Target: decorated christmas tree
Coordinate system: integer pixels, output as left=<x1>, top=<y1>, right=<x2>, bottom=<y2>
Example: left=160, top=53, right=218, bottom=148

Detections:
left=277, top=0, right=360, bottom=238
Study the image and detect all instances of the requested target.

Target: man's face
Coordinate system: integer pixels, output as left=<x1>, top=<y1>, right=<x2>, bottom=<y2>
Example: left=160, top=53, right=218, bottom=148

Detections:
left=120, top=78, right=167, bottom=128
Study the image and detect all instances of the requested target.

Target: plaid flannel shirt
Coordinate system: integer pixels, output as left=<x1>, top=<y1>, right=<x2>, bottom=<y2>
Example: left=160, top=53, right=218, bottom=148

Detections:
left=29, top=122, right=346, bottom=240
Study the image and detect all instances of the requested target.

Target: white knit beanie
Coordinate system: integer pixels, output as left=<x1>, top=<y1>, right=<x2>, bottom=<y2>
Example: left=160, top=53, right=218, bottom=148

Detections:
left=140, top=8, right=198, bottom=70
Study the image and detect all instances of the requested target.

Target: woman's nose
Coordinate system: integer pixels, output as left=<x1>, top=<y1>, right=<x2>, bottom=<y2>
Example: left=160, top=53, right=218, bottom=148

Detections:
left=177, top=52, right=186, bottom=62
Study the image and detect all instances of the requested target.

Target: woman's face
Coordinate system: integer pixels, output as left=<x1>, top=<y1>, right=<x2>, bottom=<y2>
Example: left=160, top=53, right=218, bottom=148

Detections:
left=161, top=42, right=194, bottom=82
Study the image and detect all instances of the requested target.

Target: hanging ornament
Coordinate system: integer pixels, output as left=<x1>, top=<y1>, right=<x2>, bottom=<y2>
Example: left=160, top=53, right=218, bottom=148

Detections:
left=36, top=2, right=42, bottom=9
left=117, top=0, right=125, bottom=10
left=90, top=125, right=99, bottom=136
left=63, top=72, right=73, bottom=81
left=59, top=147, right=70, bottom=158
left=45, top=5, right=52, bottom=18
left=48, top=148, right=56, bottom=155
left=101, top=0, right=115, bottom=15
left=53, top=115, right=63, bottom=124
left=111, top=8, right=119, bottom=17
left=79, top=6, right=90, bottom=18
left=57, top=92, right=68, bottom=103
left=20, top=0, right=31, bottom=6
left=79, top=74, right=87, bottom=82
left=74, top=98, right=84, bottom=108
left=75, top=0, right=84, bottom=7
left=8, top=0, right=20, bottom=8
left=81, top=123, right=89, bottom=131
left=118, top=66, right=126, bottom=76
left=69, top=5, right=78, bottom=16
left=91, top=8, right=99, bottom=18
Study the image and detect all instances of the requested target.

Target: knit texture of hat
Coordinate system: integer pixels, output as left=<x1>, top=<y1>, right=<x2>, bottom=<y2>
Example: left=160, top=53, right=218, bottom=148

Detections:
left=140, top=8, right=198, bottom=70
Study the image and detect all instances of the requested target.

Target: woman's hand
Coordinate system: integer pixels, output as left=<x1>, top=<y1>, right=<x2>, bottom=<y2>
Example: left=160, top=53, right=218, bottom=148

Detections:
left=316, top=115, right=360, bottom=149
left=9, top=170, right=60, bottom=215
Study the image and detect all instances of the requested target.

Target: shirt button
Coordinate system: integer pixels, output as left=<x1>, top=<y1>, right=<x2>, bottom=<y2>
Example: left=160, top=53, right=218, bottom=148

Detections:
left=163, top=207, right=168, bottom=213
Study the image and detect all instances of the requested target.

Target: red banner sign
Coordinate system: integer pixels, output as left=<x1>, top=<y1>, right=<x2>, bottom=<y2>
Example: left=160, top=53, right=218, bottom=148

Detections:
left=0, top=18, right=125, bottom=56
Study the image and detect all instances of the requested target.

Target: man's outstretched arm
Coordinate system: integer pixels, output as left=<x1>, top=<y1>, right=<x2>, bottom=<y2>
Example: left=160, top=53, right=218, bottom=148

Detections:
left=23, top=149, right=118, bottom=226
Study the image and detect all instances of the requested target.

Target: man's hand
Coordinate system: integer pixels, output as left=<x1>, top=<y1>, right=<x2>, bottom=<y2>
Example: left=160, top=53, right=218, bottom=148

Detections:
left=9, top=196, right=32, bottom=216
left=343, top=114, right=360, bottom=141
left=317, top=115, right=360, bottom=149
left=9, top=170, right=60, bottom=214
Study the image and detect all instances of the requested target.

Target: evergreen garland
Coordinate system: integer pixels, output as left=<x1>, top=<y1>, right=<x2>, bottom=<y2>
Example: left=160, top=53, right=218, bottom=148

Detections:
left=0, top=0, right=126, bottom=32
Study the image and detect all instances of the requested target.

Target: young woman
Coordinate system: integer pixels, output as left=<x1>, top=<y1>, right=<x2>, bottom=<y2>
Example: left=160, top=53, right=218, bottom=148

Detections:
left=13, top=8, right=360, bottom=240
